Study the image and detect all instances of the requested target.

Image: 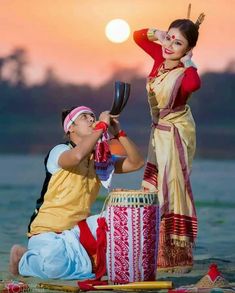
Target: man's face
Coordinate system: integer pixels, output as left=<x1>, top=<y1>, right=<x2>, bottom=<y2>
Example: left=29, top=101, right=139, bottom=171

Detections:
left=70, top=112, right=95, bottom=137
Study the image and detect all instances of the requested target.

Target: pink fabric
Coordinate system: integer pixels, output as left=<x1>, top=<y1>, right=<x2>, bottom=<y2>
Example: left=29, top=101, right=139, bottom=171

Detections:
left=63, top=106, right=94, bottom=133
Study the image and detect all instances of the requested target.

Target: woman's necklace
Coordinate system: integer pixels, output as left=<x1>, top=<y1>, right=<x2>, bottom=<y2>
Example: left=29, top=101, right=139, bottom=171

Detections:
left=148, top=61, right=183, bottom=92
left=149, top=61, right=182, bottom=85
left=157, top=61, right=182, bottom=77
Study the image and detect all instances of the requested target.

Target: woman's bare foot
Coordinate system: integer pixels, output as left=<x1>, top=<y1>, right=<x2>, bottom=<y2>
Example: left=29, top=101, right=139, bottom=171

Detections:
left=9, top=244, right=27, bottom=275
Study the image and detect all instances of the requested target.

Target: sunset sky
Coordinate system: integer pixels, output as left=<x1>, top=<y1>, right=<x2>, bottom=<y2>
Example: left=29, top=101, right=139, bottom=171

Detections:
left=0, top=0, right=234, bottom=86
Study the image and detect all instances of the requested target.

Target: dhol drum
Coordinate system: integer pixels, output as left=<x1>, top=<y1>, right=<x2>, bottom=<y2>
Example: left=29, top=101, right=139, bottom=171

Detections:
left=105, top=189, right=159, bottom=283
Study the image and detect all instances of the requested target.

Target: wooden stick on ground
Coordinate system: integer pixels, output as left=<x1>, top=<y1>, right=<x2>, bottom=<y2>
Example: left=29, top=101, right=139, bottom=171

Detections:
left=94, top=280, right=173, bottom=290
left=37, top=283, right=80, bottom=292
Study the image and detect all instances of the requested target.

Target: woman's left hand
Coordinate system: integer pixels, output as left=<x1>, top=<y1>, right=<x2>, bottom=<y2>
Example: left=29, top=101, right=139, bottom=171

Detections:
left=180, top=49, right=197, bottom=68
left=155, top=30, right=167, bottom=43
left=180, top=49, right=193, bottom=64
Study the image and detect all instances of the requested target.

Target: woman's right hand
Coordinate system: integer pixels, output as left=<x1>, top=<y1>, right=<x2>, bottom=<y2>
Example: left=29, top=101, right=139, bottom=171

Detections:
left=155, top=30, right=167, bottom=43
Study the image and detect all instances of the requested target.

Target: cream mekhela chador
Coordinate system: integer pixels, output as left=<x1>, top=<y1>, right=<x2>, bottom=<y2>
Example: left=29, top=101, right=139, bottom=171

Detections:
left=145, top=65, right=197, bottom=238
left=134, top=10, right=205, bottom=271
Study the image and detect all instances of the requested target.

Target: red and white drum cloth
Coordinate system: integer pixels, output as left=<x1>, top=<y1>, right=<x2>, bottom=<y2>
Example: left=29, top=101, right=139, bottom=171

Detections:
left=105, top=190, right=159, bottom=283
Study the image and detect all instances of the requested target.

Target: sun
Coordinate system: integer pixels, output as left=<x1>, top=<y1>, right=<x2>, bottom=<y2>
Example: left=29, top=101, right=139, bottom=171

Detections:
left=105, top=19, right=130, bottom=43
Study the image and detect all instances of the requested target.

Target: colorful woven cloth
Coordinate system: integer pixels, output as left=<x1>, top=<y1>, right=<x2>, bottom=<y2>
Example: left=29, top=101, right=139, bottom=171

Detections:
left=157, top=218, right=193, bottom=273
left=94, top=132, right=114, bottom=189
left=169, top=264, right=234, bottom=293
left=106, top=190, right=159, bottom=283
left=196, top=264, right=230, bottom=288
left=0, top=281, right=29, bottom=293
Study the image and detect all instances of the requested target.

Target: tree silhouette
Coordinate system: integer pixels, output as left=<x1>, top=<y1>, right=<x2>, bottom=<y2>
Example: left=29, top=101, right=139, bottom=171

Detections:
left=42, top=67, right=62, bottom=88
left=225, top=60, right=235, bottom=73
left=8, top=48, right=28, bottom=86
left=0, top=48, right=28, bottom=86
left=0, top=47, right=234, bottom=157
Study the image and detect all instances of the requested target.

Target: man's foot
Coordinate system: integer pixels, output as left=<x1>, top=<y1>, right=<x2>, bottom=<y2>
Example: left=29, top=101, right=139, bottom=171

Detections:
left=9, top=244, right=27, bottom=275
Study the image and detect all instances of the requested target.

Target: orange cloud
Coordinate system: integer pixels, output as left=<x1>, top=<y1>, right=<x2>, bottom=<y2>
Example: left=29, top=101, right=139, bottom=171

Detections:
left=0, top=0, right=234, bottom=86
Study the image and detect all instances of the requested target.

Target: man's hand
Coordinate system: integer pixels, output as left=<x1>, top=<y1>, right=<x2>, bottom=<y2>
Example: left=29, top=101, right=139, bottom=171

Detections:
left=109, top=117, right=121, bottom=136
left=98, top=111, right=110, bottom=126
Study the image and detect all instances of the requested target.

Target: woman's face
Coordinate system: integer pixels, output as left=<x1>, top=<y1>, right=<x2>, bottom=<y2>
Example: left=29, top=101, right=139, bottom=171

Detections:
left=162, top=27, right=189, bottom=61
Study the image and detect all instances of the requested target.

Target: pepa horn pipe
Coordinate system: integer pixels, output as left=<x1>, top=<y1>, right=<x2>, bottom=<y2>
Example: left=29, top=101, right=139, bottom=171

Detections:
left=119, top=82, right=131, bottom=112
left=109, top=81, right=125, bottom=116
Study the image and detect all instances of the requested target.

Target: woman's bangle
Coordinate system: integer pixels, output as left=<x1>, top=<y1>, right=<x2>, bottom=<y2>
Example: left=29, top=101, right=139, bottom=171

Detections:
left=94, top=121, right=108, bottom=132
left=147, top=28, right=157, bottom=41
left=114, top=130, right=127, bottom=139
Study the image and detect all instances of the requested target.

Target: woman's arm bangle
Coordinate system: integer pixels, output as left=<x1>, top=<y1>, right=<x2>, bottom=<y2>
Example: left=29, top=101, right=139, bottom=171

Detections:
left=147, top=28, right=157, bottom=41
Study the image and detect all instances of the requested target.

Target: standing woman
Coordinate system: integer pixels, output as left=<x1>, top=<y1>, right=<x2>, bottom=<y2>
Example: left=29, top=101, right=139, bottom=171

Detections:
left=133, top=12, right=205, bottom=273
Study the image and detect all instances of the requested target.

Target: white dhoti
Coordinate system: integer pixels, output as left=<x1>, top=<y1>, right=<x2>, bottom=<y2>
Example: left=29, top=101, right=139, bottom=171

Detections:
left=19, top=215, right=99, bottom=280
